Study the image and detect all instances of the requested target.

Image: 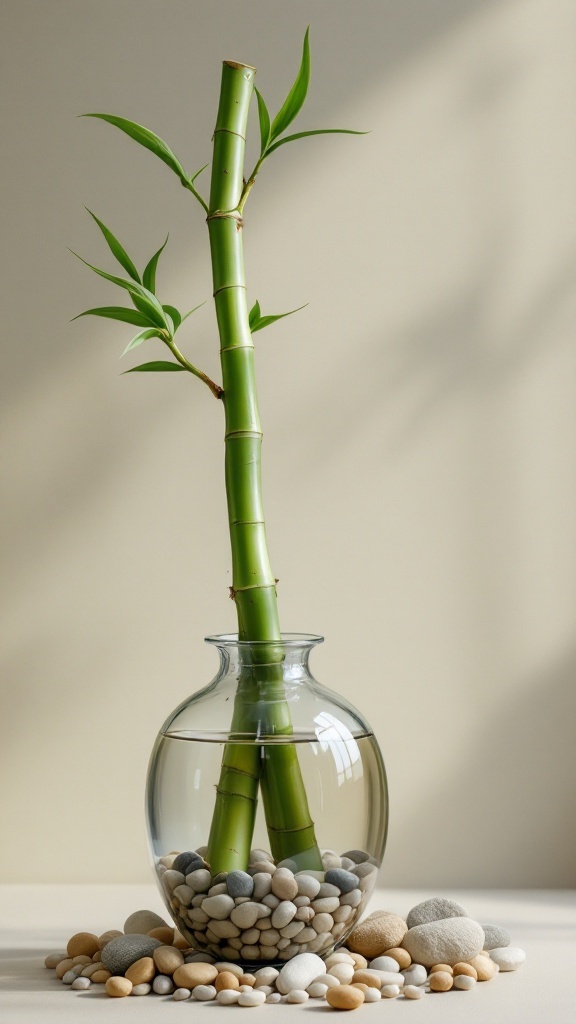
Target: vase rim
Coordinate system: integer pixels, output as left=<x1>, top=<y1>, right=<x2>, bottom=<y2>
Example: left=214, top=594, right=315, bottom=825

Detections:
left=204, top=632, right=324, bottom=647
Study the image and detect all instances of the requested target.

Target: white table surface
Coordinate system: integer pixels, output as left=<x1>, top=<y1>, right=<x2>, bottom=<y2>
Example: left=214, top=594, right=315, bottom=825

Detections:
left=1, top=886, right=574, bottom=1023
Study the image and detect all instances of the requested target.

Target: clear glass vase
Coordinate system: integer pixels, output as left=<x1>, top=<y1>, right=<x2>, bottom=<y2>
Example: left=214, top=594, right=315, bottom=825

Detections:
left=145, top=633, right=388, bottom=966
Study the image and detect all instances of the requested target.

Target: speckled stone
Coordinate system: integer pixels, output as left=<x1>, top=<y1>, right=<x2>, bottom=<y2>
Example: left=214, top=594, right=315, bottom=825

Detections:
left=347, top=912, right=408, bottom=959
left=402, top=918, right=485, bottom=968
left=226, top=871, right=254, bottom=899
left=480, top=924, right=511, bottom=950
left=100, top=935, right=162, bottom=975
left=406, top=897, right=469, bottom=929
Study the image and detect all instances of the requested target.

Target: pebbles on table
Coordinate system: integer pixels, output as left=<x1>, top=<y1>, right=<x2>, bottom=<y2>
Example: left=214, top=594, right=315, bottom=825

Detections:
left=327, top=984, right=365, bottom=1010
left=238, top=988, right=266, bottom=1006
left=429, top=970, right=454, bottom=992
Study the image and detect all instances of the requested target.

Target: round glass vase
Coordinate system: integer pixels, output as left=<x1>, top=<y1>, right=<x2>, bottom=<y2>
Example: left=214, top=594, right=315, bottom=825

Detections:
left=146, top=633, right=388, bottom=966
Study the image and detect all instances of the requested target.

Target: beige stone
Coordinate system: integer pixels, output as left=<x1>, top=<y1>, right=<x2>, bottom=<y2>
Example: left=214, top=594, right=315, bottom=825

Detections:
left=81, top=962, right=108, bottom=979
left=347, top=912, right=407, bottom=959
left=91, top=951, right=102, bottom=962
left=429, top=971, right=453, bottom=992
left=429, top=963, right=454, bottom=975
left=44, top=952, right=67, bottom=969
left=173, top=962, right=218, bottom=989
left=125, top=957, right=155, bottom=986
left=153, top=945, right=184, bottom=975
left=173, top=932, right=189, bottom=949
left=467, top=955, right=497, bottom=981
left=327, top=984, right=365, bottom=1009
left=352, top=969, right=383, bottom=989
left=147, top=926, right=174, bottom=945
left=90, top=969, right=111, bottom=984
left=215, top=971, right=240, bottom=992
left=67, top=932, right=100, bottom=959
left=453, top=962, right=478, bottom=979
left=71, top=954, right=92, bottom=965
left=55, top=959, right=74, bottom=979
left=105, top=976, right=133, bottom=997
left=347, top=951, right=368, bottom=969
left=240, top=974, right=256, bottom=986
left=98, top=929, right=123, bottom=950
left=383, top=947, right=411, bottom=969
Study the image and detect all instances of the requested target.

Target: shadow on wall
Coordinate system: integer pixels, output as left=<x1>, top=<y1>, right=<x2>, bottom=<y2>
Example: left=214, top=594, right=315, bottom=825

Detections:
left=386, top=644, right=576, bottom=888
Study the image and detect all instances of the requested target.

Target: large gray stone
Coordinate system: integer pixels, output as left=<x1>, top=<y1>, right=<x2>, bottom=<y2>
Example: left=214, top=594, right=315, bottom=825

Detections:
left=480, top=923, right=511, bottom=949
left=402, top=917, right=484, bottom=968
left=406, top=897, right=469, bottom=929
left=101, top=934, right=162, bottom=975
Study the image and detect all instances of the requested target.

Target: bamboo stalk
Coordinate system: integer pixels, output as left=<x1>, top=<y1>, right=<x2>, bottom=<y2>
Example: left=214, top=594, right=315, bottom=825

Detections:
left=205, top=60, right=321, bottom=874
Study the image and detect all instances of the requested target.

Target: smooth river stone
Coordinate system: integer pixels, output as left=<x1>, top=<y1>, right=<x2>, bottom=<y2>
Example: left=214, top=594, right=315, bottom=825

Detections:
left=295, top=874, right=321, bottom=899
left=406, top=897, right=469, bottom=929
left=201, top=894, right=234, bottom=920
left=186, top=869, right=212, bottom=893
left=230, top=902, right=260, bottom=930
left=271, top=868, right=298, bottom=901
left=252, top=873, right=272, bottom=900
left=276, top=952, right=326, bottom=994
left=480, top=923, right=512, bottom=950
left=325, top=869, right=360, bottom=894
left=402, top=918, right=485, bottom=968
left=271, top=901, right=297, bottom=929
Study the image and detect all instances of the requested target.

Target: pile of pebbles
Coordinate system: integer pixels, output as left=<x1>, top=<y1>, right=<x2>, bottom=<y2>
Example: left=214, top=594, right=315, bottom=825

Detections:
left=43, top=896, right=526, bottom=1009
left=156, top=846, right=378, bottom=962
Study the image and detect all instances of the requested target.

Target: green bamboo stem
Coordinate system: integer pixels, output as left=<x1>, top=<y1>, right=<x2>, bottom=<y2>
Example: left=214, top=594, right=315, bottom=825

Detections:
left=204, top=60, right=321, bottom=874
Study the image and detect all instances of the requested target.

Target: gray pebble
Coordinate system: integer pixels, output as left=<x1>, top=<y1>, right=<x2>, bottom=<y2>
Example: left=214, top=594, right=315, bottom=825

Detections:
left=163, top=869, right=185, bottom=891
left=325, top=868, right=360, bottom=894
left=340, top=888, right=362, bottom=907
left=207, top=882, right=228, bottom=896
left=402, top=918, right=484, bottom=968
left=172, top=851, right=203, bottom=874
left=252, top=872, right=272, bottom=899
left=101, top=934, right=162, bottom=975
left=226, top=870, right=254, bottom=898
left=262, top=893, right=280, bottom=909
left=341, top=849, right=370, bottom=864
left=186, top=868, right=212, bottom=893
left=153, top=974, right=174, bottom=994
left=352, top=862, right=378, bottom=880
left=202, top=894, right=235, bottom=920
left=318, top=882, right=341, bottom=898
left=211, top=872, right=228, bottom=886
left=480, top=923, right=511, bottom=949
left=406, top=897, right=469, bottom=929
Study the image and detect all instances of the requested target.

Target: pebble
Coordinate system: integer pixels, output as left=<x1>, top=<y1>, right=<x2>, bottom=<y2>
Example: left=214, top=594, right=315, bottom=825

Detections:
left=453, top=962, right=477, bottom=979
left=152, top=975, right=174, bottom=994
left=173, top=962, right=218, bottom=988
left=384, top=947, right=411, bottom=968
left=266, top=992, right=282, bottom=1003
left=327, top=985, right=365, bottom=1009
left=153, top=945, right=183, bottom=975
left=277, top=952, right=326, bottom=994
left=61, top=970, right=78, bottom=985
left=453, top=974, right=476, bottom=990
left=403, top=985, right=424, bottom=999
left=254, top=967, right=279, bottom=986
left=134, top=983, right=153, bottom=995
left=429, top=970, right=453, bottom=992
left=347, top=911, right=408, bottom=958
left=369, top=955, right=400, bottom=972
left=231, top=903, right=260, bottom=929
left=172, top=851, right=204, bottom=875
left=98, top=929, right=123, bottom=950
left=123, top=910, right=168, bottom=935
left=67, top=933, right=100, bottom=959
left=100, top=934, right=162, bottom=975
left=147, top=926, right=175, bottom=945
left=325, top=869, right=360, bottom=894
left=295, top=874, right=321, bottom=899
left=272, top=901, right=297, bottom=929
left=467, top=954, right=498, bottom=981
left=340, top=889, right=362, bottom=908
left=202, top=894, right=235, bottom=920
left=44, top=951, right=68, bottom=969
left=363, top=987, right=381, bottom=1002
left=307, top=982, right=329, bottom=997
left=163, top=869, right=185, bottom=891
left=227, top=871, right=254, bottom=898
left=406, top=897, right=469, bottom=929
left=215, top=971, right=240, bottom=991
left=252, top=873, right=272, bottom=900
left=328, top=962, right=355, bottom=984
left=125, top=957, right=155, bottom=985
left=173, top=987, right=191, bottom=1000
left=106, top=976, right=133, bottom=997
left=489, top=946, right=526, bottom=971
left=193, top=984, right=217, bottom=1000
left=91, top=969, right=111, bottom=984
left=402, top=964, right=427, bottom=986
left=238, top=988, right=266, bottom=1006
left=271, top=868, right=298, bottom=901
left=429, top=963, right=453, bottom=974
left=216, top=962, right=245, bottom=979
left=286, top=989, right=309, bottom=1002
left=480, top=923, right=511, bottom=949
left=315, top=972, right=340, bottom=988
left=71, top=976, right=91, bottom=990
left=186, top=869, right=212, bottom=893
left=342, top=850, right=370, bottom=864
left=217, top=989, right=240, bottom=1004
left=381, top=984, right=400, bottom=998
left=402, top=917, right=485, bottom=967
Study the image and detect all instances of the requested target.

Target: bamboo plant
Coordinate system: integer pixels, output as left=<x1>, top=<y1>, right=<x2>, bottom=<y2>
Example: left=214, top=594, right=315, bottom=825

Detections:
left=73, top=30, right=363, bottom=874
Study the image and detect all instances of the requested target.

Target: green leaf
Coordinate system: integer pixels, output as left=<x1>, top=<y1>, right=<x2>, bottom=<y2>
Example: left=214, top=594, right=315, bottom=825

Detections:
left=82, top=113, right=188, bottom=181
left=181, top=301, right=206, bottom=322
left=143, top=235, right=168, bottom=294
left=248, top=300, right=262, bottom=330
left=71, top=306, right=153, bottom=327
left=122, top=360, right=186, bottom=373
left=254, top=88, right=271, bottom=155
left=190, top=162, right=209, bottom=186
left=265, top=127, right=367, bottom=157
left=70, top=251, right=168, bottom=329
left=250, top=303, right=307, bottom=333
left=162, top=304, right=181, bottom=331
left=120, top=328, right=160, bottom=357
left=269, top=27, right=310, bottom=143
left=85, top=209, right=140, bottom=282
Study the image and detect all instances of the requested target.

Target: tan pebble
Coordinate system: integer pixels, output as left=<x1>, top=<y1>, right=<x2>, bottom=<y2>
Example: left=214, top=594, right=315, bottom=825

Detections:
left=215, top=962, right=244, bottom=979
left=351, top=983, right=370, bottom=994
left=347, top=911, right=407, bottom=960
left=429, top=963, right=454, bottom=975
left=325, top=953, right=355, bottom=967
left=239, top=973, right=256, bottom=986
left=215, top=971, right=240, bottom=992
left=55, top=959, right=74, bottom=979
left=67, top=932, right=100, bottom=959
left=384, top=947, right=411, bottom=969
left=81, top=962, right=108, bottom=979
left=453, top=962, right=478, bottom=979
left=125, top=957, right=156, bottom=986
left=172, top=932, right=189, bottom=950
left=429, top=971, right=453, bottom=992
left=172, top=962, right=218, bottom=989
left=327, top=985, right=365, bottom=1009
left=466, top=955, right=497, bottom=981
left=71, top=954, right=92, bottom=965
left=347, top=951, right=368, bottom=969
left=106, top=975, right=133, bottom=997
left=91, top=951, right=102, bottom=962
left=98, top=929, right=123, bottom=950
left=91, top=969, right=111, bottom=984
left=147, top=926, right=174, bottom=945
left=153, top=945, right=184, bottom=975
left=352, top=969, right=381, bottom=989
left=44, top=952, right=68, bottom=969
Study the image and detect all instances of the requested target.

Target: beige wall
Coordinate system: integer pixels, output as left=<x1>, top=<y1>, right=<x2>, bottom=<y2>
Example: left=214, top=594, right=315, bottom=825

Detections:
left=1, top=0, right=575, bottom=887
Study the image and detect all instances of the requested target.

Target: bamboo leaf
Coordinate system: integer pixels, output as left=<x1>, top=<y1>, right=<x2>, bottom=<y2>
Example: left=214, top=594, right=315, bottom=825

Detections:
left=254, top=88, right=271, bottom=155
left=71, top=306, right=153, bottom=327
left=122, top=360, right=186, bottom=373
left=250, top=304, right=307, bottom=334
left=181, top=301, right=206, bottom=322
left=85, top=209, right=140, bottom=281
left=248, top=300, right=261, bottom=330
left=269, top=27, right=310, bottom=143
left=162, top=304, right=181, bottom=331
left=70, top=251, right=168, bottom=329
left=190, top=162, right=210, bottom=185
left=82, top=113, right=188, bottom=181
left=120, top=328, right=160, bottom=357
left=265, top=127, right=367, bottom=157
left=143, top=235, right=168, bottom=294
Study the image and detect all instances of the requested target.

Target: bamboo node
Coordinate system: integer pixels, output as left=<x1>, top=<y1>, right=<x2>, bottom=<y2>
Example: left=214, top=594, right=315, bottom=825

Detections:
left=207, top=210, right=244, bottom=228
left=213, top=283, right=247, bottom=297
left=230, top=581, right=279, bottom=596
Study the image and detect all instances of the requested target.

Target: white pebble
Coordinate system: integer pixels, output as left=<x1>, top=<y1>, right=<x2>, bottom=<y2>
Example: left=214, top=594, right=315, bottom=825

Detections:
left=489, top=946, right=526, bottom=971
left=173, top=988, right=191, bottom=1000
left=307, top=982, right=329, bottom=998
left=325, top=952, right=355, bottom=967
left=286, top=989, right=309, bottom=1003
left=238, top=989, right=267, bottom=1006
left=453, top=975, right=476, bottom=990
left=254, top=966, right=279, bottom=986
left=404, top=985, right=424, bottom=999
left=256, top=985, right=273, bottom=996
left=216, top=962, right=245, bottom=978
left=295, top=874, right=321, bottom=899
left=363, top=988, right=381, bottom=1002
left=132, top=983, right=152, bottom=996
left=217, top=989, right=240, bottom=1004
left=153, top=975, right=174, bottom=994
left=314, top=973, right=340, bottom=988
left=328, top=962, right=354, bottom=984
left=369, top=955, right=400, bottom=973
left=381, top=984, right=400, bottom=998
left=277, top=952, right=326, bottom=994
left=403, top=964, right=427, bottom=986
left=71, top=976, right=91, bottom=990
left=193, top=984, right=217, bottom=1001
left=266, top=992, right=282, bottom=1003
